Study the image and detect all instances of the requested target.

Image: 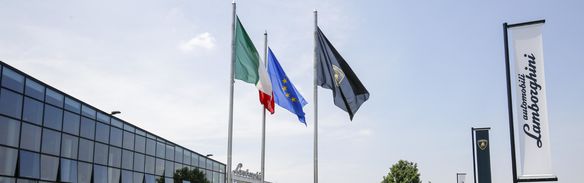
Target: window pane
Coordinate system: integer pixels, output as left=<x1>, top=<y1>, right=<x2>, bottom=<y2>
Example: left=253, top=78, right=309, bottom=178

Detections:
left=78, top=162, right=92, bottom=183
left=165, top=145, right=174, bottom=160
left=133, top=172, right=144, bottom=183
left=0, top=177, right=14, bottom=183
left=43, top=104, right=62, bottom=131
left=110, top=127, right=123, bottom=147
left=123, top=131, right=134, bottom=150
left=108, top=146, right=122, bottom=168
left=145, top=174, right=155, bottom=183
left=40, top=155, right=58, bottom=181
left=24, top=79, right=44, bottom=101
left=95, top=122, right=110, bottom=143
left=0, top=146, right=18, bottom=176
left=61, top=134, right=78, bottom=159
left=111, top=118, right=123, bottom=128
left=78, top=139, right=94, bottom=162
left=96, top=112, right=110, bottom=124
left=145, top=156, right=155, bottom=174
left=156, top=142, right=165, bottom=158
left=122, top=150, right=134, bottom=170
left=108, top=168, right=120, bottom=183
left=206, top=159, right=212, bottom=170
left=1, top=67, right=24, bottom=93
left=94, top=165, right=108, bottom=183
left=0, top=89, right=23, bottom=119
left=41, top=129, right=61, bottom=156
left=183, top=151, right=191, bottom=165
left=94, top=143, right=109, bottom=165
left=45, top=89, right=63, bottom=108
left=64, top=97, right=80, bottom=114
left=81, top=105, right=96, bottom=119
left=175, top=147, right=183, bottom=163
left=174, top=163, right=182, bottom=173
left=191, top=153, right=199, bottom=167
left=80, top=117, right=95, bottom=140
left=122, top=170, right=133, bottom=183
left=135, top=135, right=145, bottom=153
left=22, top=97, right=43, bottom=125
left=164, top=160, right=173, bottom=178
left=20, top=123, right=41, bottom=152
left=0, top=116, right=20, bottom=147
left=198, top=156, right=205, bottom=168
left=60, top=159, right=77, bottom=183
left=155, top=158, right=164, bottom=176
left=19, top=151, right=40, bottom=179
left=62, top=111, right=80, bottom=135
left=134, top=153, right=145, bottom=172
left=146, top=138, right=156, bottom=156
left=135, top=129, right=146, bottom=136
left=123, top=123, right=135, bottom=132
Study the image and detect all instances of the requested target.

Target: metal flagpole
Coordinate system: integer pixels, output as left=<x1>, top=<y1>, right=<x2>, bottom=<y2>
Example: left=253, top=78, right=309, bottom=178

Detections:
left=227, top=1, right=236, bottom=183
left=313, top=9, right=319, bottom=183
left=471, top=128, right=477, bottom=183
left=261, top=30, right=268, bottom=183
left=503, top=22, right=518, bottom=183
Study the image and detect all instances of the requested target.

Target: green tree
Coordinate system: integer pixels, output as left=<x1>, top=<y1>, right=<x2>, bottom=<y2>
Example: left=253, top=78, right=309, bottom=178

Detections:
left=156, top=167, right=211, bottom=183
left=381, top=160, right=421, bottom=183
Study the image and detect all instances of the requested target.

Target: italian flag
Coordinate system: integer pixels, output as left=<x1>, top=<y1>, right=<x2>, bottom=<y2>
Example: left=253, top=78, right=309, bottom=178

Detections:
left=234, top=16, right=274, bottom=113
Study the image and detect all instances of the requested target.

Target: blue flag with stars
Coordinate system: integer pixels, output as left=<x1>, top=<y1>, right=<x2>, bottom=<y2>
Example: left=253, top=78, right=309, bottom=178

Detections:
left=267, top=48, right=308, bottom=124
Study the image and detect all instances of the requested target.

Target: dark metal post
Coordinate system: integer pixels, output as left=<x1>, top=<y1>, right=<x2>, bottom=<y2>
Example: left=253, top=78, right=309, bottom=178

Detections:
left=471, top=128, right=477, bottom=183
left=503, top=22, right=519, bottom=183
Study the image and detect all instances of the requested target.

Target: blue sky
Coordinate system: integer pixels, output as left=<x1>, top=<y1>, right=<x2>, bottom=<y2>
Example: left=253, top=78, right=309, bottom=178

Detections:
left=1, top=0, right=583, bottom=182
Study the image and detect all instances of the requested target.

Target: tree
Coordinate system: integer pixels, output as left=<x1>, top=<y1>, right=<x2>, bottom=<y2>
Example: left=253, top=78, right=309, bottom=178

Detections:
left=156, top=167, right=211, bottom=183
left=381, top=160, right=421, bottom=183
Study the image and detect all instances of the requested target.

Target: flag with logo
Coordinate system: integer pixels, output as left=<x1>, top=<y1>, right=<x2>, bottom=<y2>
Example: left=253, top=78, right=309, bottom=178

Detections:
left=267, top=48, right=308, bottom=124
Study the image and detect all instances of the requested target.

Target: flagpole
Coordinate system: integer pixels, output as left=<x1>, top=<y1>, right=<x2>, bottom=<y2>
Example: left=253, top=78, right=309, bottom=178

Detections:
left=227, top=1, right=236, bottom=183
left=313, top=9, right=319, bottom=183
left=261, top=30, right=268, bottom=183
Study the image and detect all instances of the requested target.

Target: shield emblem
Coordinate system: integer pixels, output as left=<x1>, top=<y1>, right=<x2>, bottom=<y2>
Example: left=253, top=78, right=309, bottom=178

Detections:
left=478, top=139, right=488, bottom=150
left=332, top=65, right=345, bottom=87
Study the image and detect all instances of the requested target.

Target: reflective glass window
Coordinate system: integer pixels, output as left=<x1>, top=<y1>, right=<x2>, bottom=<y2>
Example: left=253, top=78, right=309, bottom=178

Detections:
left=78, top=139, right=94, bottom=162
left=122, top=150, right=134, bottom=170
left=24, top=79, right=44, bottom=101
left=183, top=151, right=191, bottom=165
left=175, top=147, right=183, bottom=163
left=165, top=145, right=174, bottom=160
left=123, top=123, right=135, bottom=132
left=61, top=134, right=78, bottom=159
left=146, top=138, right=156, bottom=156
left=110, top=127, right=123, bottom=147
left=78, top=162, right=92, bottom=183
left=81, top=105, right=95, bottom=119
left=43, top=104, right=62, bottom=131
left=206, top=160, right=212, bottom=170
left=123, top=131, right=134, bottom=150
left=135, top=135, right=145, bottom=153
left=164, top=160, right=173, bottom=178
left=93, top=165, right=108, bottom=183
left=133, top=153, right=145, bottom=172
left=95, top=122, right=110, bottom=143
left=0, top=177, right=14, bottom=183
left=191, top=153, right=199, bottom=167
left=214, top=171, right=220, bottom=183
left=22, top=97, right=43, bottom=125
left=60, top=159, right=77, bottom=183
left=146, top=133, right=156, bottom=139
left=1, top=67, right=24, bottom=93
left=94, top=143, right=108, bottom=165
left=45, top=89, right=63, bottom=108
left=41, top=128, right=61, bottom=156
left=108, top=168, right=120, bottom=183
left=174, top=163, right=182, bottom=173
left=64, top=97, right=80, bottom=114
left=108, top=146, right=122, bottom=168
left=62, top=111, right=80, bottom=135
left=19, top=150, right=40, bottom=179
left=122, top=170, right=133, bottom=183
left=111, top=118, right=123, bottom=128
left=20, top=123, right=41, bottom=152
left=0, top=116, right=20, bottom=147
left=80, top=117, right=95, bottom=140
left=40, top=155, right=58, bottom=181
left=156, top=142, right=165, bottom=158
left=205, top=170, right=211, bottom=182
left=145, top=156, right=155, bottom=174
left=155, top=158, right=164, bottom=176
left=0, top=146, right=18, bottom=176
left=96, top=112, right=110, bottom=124
left=220, top=164, right=225, bottom=173
left=134, top=172, right=144, bottom=183
left=145, top=174, right=155, bottom=183
left=198, top=156, right=205, bottom=168
left=0, top=89, right=23, bottom=119
left=135, top=129, right=146, bottom=136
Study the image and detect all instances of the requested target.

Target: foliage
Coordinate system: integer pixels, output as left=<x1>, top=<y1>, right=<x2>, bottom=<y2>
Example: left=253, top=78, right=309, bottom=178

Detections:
left=381, top=160, right=421, bottom=183
left=156, top=167, right=211, bottom=183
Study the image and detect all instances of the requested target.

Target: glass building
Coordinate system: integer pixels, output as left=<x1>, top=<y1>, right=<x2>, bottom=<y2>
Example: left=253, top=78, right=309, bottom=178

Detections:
left=0, top=62, right=226, bottom=183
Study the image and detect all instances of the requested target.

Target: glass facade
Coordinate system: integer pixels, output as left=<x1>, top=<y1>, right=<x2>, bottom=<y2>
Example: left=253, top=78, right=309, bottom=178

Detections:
left=0, top=62, right=226, bottom=182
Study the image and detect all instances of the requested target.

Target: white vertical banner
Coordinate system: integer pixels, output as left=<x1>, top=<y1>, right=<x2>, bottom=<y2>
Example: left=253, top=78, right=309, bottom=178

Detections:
left=510, top=23, right=556, bottom=179
left=457, top=173, right=466, bottom=183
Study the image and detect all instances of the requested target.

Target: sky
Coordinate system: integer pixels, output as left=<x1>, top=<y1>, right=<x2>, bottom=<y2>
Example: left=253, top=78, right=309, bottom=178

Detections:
left=1, top=0, right=583, bottom=182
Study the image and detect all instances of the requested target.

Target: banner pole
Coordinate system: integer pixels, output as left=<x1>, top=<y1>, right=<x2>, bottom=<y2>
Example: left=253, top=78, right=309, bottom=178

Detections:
left=503, top=22, right=519, bottom=183
left=227, top=1, right=236, bottom=183
left=261, top=30, right=268, bottom=183
left=313, top=9, right=319, bottom=183
left=471, top=128, right=477, bottom=183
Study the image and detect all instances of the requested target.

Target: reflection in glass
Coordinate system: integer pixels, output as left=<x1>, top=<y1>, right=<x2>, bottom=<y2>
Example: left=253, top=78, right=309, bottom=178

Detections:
left=62, top=111, right=80, bottom=135
left=111, top=118, right=123, bottom=128
left=156, top=142, right=165, bottom=158
left=61, top=134, right=78, bottom=159
left=0, top=89, right=23, bottom=119
left=20, top=123, right=41, bottom=152
left=155, top=158, right=164, bottom=176
left=25, top=78, right=44, bottom=102
left=165, top=145, right=174, bottom=160
left=22, top=97, right=43, bottom=125
left=134, top=172, right=144, bottom=183
left=60, top=159, right=78, bottom=183
left=122, top=170, right=133, bottom=183
left=78, top=139, right=94, bottom=162
left=1, top=67, right=24, bottom=93
left=146, top=138, right=156, bottom=156
left=80, top=117, right=96, bottom=140
left=145, top=156, right=155, bottom=174
left=41, top=129, right=61, bottom=156
left=0, top=146, right=18, bottom=176
left=109, top=146, right=122, bottom=168
left=19, top=150, right=40, bottom=179
left=122, top=150, right=134, bottom=170
left=175, top=147, right=183, bottom=163
left=64, top=97, right=81, bottom=114
left=0, top=116, right=20, bottom=147
left=133, top=153, right=145, bottom=172
left=145, top=174, right=156, bottom=183
left=123, top=131, right=135, bottom=150
left=40, top=155, right=58, bottom=181
left=94, top=143, right=109, bottom=165
left=93, top=165, right=108, bottom=183
left=135, top=135, right=146, bottom=153
left=96, top=112, right=110, bottom=124
left=95, top=122, right=110, bottom=143
left=43, top=104, right=63, bottom=131
left=110, top=127, right=123, bottom=147
left=78, top=162, right=92, bottom=183
left=81, top=105, right=96, bottom=119
left=108, top=167, right=121, bottom=183
left=45, top=89, right=63, bottom=108
left=165, top=160, right=173, bottom=178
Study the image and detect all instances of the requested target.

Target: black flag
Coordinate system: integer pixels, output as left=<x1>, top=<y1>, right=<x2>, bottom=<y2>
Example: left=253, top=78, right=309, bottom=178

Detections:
left=316, top=27, right=369, bottom=120
left=474, top=129, right=492, bottom=183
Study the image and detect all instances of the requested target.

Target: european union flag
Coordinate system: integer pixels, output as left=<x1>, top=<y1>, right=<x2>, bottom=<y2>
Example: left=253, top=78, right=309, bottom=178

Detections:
left=267, top=48, right=308, bottom=124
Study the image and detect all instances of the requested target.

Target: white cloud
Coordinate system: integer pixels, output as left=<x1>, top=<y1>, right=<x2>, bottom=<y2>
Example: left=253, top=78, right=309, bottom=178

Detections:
left=178, top=32, right=216, bottom=52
